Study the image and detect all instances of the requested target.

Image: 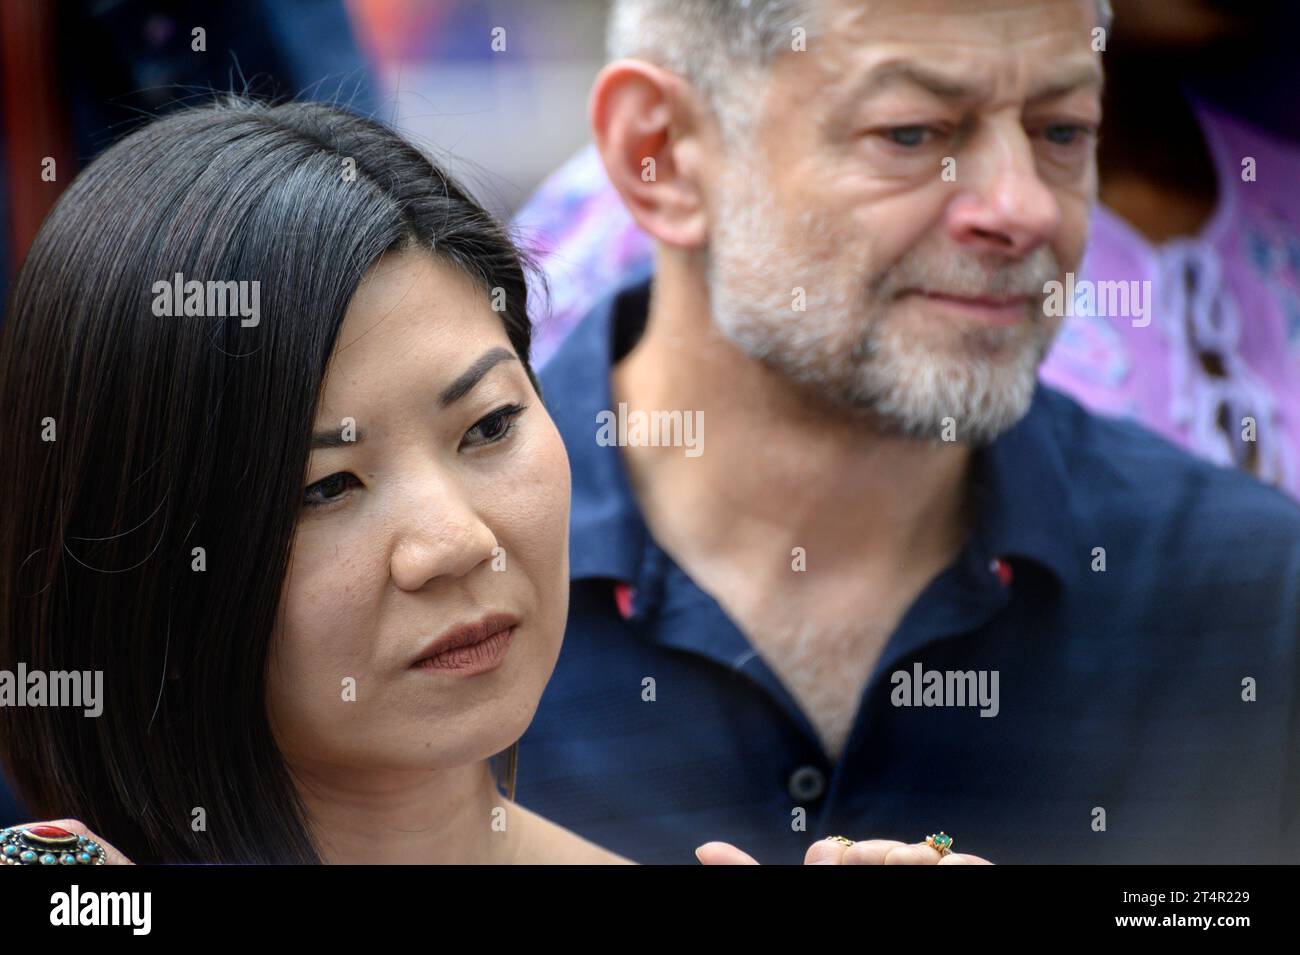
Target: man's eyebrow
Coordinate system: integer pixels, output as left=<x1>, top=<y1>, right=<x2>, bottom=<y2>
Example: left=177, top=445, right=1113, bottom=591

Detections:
left=438, top=346, right=519, bottom=407
left=847, top=61, right=978, bottom=101
left=1026, top=63, right=1104, bottom=103
left=842, top=59, right=1103, bottom=105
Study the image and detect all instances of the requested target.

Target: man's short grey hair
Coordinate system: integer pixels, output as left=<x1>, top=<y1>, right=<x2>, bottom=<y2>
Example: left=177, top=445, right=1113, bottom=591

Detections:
left=606, top=0, right=811, bottom=133
left=607, top=0, right=1112, bottom=134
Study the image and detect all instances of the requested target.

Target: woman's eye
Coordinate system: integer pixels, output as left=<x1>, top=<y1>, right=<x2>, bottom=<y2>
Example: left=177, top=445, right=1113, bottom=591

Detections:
left=303, top=471, right=361, bottom=509
left=462, top=403, right=528, bottom=449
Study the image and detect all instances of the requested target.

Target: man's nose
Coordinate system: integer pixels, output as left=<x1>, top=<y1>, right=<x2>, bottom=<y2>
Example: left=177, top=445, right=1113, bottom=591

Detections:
left=944, top=126, right=1061, bottom=258
left=389, top=474, right=498, bottom=592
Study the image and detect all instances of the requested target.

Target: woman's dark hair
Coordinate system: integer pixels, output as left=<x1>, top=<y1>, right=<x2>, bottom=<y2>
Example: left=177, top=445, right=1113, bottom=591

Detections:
left=0, top=97, right=538, bottom=863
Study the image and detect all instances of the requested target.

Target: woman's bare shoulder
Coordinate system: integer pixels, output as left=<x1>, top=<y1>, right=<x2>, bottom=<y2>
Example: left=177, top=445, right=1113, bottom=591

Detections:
left=508, top=802, right=636, bottom=865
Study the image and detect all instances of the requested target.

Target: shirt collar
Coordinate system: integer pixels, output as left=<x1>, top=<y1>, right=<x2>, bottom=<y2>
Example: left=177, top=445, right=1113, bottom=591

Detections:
left=540, top=269, right=1080, bottom=590
left=967, top=384, right=1081, bottom=590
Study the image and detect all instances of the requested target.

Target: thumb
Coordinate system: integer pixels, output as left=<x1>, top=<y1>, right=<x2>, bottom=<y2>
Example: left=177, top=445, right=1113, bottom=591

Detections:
left=695, top=841, right=761, bottom=865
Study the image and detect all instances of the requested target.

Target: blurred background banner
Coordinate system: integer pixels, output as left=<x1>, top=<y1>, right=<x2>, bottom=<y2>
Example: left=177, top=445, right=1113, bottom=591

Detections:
left=348, top=0, right=607, bottom=218
left=0, top=0, right=609, bottom=304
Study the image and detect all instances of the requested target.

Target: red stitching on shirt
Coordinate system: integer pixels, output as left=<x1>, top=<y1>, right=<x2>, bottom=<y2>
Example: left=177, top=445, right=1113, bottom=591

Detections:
left=614, top=582, right=634, bottom=620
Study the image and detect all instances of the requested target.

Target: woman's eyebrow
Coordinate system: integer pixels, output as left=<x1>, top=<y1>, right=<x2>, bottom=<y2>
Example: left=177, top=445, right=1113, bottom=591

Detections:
left=311, top=426, right=364, bottom=450
left=309, top=348, right=519, bottom=450
left=438, top=346, right=519, bottom=407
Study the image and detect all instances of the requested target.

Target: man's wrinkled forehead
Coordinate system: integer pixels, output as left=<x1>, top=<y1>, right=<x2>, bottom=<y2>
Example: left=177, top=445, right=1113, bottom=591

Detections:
left=807, top=0, right=1102, bottom=102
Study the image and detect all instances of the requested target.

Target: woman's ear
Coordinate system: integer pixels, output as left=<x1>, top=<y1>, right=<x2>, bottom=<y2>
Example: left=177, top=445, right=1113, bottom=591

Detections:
left=589, top=59, right=714, bottom=249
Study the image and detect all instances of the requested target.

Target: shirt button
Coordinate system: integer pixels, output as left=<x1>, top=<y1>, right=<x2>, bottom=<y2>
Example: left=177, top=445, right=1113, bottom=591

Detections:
left=787, top=765, right=827, bottom=803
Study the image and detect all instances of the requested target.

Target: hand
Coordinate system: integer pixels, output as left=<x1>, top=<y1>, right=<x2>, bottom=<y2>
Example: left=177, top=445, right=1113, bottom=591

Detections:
left=3, top=819, right=134, bottom=865
left=803, top=836, right=992, bottom=864
left=695, top=835, right=993, bottom=865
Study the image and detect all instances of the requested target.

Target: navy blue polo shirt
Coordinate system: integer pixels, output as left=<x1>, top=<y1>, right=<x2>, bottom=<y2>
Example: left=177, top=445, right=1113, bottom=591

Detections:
left=517, top=272, right=1300, bottom=864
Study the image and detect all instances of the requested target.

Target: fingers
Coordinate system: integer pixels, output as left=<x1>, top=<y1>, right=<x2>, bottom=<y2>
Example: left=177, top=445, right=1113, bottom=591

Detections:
left=882, top=841, right=992, bottom=864
left=804, top=837, right=856, bottom=864
left=839, top=839, right=909, bottom=865
left=16, top=819, right=134, bottom=865
left=695, top=841, right=760, bottom=865
left=883, top=841, right=944, bottom=865
left=701, top=835, right=994, bottom=866
left=806, top=837, right=983, bottom=865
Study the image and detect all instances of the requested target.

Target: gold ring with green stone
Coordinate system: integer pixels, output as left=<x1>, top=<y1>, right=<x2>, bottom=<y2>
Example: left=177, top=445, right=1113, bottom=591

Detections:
left=925, top=832, right=954, bottom=857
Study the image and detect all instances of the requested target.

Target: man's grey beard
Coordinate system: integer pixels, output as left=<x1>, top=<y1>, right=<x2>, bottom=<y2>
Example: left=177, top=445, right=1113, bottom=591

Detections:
left=706, top=180, right=1062, bottom=446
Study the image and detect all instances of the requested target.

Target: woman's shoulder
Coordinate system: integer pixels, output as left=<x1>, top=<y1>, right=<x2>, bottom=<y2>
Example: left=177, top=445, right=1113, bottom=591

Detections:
left=508, top=802, right=635, bottom=865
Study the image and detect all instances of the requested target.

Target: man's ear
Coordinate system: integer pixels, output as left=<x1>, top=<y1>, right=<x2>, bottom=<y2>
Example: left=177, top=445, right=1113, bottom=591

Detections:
left=589, top=59, right=713, bottom=249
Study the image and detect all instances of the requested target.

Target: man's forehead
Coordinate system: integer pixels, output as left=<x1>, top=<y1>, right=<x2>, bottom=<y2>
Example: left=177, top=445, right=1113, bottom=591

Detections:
left=821, top=0, right=1097, bottom=33
left=807, top=0, right=1101, bottom=98
left=822, top=0, right=1099, bottom=40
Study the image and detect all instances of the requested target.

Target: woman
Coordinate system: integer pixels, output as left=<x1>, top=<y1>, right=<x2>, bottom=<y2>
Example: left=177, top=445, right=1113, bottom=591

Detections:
left=0, top=97, right=981, bottom=865
left=0, top=95, right=620, bottom=864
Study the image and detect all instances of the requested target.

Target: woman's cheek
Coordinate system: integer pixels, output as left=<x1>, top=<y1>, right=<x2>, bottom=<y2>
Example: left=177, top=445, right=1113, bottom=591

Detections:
left=269, top=535, right=382, bottom=760
left=481, top=419, right=570, bottom=651
left=507, top=416, right=571, bottom=579
left=531, top=420, right=573, bottom=630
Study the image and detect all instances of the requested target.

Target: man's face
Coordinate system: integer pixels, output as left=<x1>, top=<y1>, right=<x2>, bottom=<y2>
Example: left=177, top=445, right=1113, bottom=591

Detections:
left=705, top=0, right=1102, bottom=443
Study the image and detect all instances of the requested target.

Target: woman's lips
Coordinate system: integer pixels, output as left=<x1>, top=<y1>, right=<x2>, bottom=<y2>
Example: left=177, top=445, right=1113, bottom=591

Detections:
left=411, top=622, right=517, bottom=676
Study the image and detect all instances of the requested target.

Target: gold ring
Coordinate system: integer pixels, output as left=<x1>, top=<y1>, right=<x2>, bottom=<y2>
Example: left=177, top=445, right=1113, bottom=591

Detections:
left=925, top=832, right=954, bottom=856
left=825, top=835, right=855, bottom=847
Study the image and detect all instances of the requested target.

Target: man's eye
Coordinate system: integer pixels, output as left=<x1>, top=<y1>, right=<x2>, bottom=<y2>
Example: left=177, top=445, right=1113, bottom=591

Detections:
left=1042, top=124, right=1090, bottom=146
left=303, top=472, right=361, bottom=508
left=884, top=126, right=934, bottom=147
left=462, top=403, right=528, bottom=448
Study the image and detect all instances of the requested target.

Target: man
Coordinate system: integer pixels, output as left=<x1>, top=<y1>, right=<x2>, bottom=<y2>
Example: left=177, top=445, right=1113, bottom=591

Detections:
left=515, top=0, right=1300, bottom=498
left=516, top=0, right=1300, bottom=864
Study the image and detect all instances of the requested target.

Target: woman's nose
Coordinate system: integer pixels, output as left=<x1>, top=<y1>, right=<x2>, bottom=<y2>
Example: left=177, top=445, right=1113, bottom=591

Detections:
left=388, top=477, right=499, bottom=591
